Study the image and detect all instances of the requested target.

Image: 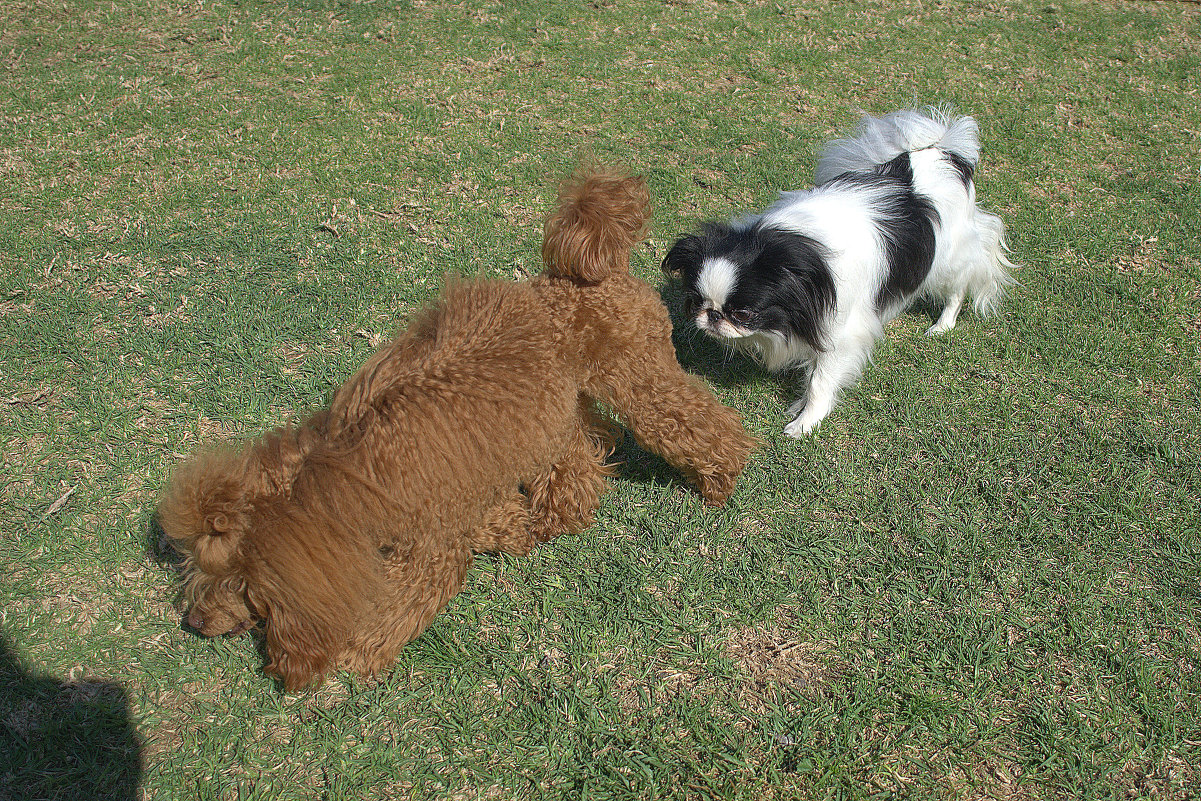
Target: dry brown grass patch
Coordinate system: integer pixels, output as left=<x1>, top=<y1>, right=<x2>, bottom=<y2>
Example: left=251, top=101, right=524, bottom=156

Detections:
left=725, top=623, right=838, bottom=713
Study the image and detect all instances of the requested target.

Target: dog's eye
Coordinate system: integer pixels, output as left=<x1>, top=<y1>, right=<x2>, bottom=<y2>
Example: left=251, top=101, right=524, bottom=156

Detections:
left=727, top=310, right=754, bottom=327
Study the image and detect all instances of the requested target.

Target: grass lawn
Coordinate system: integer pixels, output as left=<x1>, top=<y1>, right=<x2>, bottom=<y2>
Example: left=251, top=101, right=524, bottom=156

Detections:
left=2, top=0, right=1199, bottom=798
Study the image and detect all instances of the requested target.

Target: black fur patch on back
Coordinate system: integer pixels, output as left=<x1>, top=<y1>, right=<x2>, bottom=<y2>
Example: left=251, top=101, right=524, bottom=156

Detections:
left=830, top=153, right=940, bottom=311
left=875, top=154, right=939, bottom=310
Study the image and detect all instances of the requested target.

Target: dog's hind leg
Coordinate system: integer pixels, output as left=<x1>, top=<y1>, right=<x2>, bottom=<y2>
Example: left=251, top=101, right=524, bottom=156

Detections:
left=467, top=490, right=536, bottom=556
left=524, top=405, right=614, bottom=543
left=341, top=538, right=473, bottom=679
left=925, top=290, right=965, bottom=336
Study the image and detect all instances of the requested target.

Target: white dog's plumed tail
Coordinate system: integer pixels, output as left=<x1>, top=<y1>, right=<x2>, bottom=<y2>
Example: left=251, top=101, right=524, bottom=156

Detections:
left=815, top=107, right=981, bottom=185
left=969, top=209, right=1019, bottom=317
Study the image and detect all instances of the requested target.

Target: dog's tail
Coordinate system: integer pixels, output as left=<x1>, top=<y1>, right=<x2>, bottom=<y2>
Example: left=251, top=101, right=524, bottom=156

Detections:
left=968, top=208, right=1019, bottom=317
left=814, top=107, right=981, bottom=185
left=541, top=165, right=650, bottom=283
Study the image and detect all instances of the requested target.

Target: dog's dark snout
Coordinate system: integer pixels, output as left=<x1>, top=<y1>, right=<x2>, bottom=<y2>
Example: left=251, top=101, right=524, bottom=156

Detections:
left=186, top=611, right=205, bottom=631
left=707, top=309, right=722, bottom=326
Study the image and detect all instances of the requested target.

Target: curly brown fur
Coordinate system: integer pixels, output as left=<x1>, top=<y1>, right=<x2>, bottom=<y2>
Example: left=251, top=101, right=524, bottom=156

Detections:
left=159, top=165, right=757, bottom=691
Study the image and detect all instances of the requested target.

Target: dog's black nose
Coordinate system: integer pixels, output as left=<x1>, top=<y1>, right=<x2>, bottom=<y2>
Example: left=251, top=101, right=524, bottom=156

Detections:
left=186, top=611, right=205, bottom=631
left=707, top=309, right=722, bottom=326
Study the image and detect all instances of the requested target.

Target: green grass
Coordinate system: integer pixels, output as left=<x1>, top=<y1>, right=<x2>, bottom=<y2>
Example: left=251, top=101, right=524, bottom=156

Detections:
left=2, top=0, right=1199, bottom=798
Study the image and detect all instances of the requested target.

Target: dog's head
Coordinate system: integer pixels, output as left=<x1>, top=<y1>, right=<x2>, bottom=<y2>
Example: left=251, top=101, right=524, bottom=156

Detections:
left=158, top=446, right=259, bottom=595
left=662, top=222, right=835, bottom=355
left=159, top=426, right=377, bottom=691
left=541, top=165, right=649, bottom=284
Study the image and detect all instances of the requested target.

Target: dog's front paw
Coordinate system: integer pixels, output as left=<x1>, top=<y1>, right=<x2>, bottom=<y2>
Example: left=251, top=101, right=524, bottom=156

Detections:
left=265, top=651, right=330, bottom=693
left=924, top=320, right=956, bottom=336
left=783, top=414, right=821, bottom=438
left=784, top=394, right=832, bottom=437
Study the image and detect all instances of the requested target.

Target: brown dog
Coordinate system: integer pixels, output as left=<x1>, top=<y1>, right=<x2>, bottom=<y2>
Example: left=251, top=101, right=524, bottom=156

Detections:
left=158, top=167, right=757, bottom=690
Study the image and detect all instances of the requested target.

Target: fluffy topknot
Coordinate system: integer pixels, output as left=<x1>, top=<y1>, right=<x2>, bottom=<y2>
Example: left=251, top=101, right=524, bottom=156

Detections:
left=541, top=166, right=650, bottom=284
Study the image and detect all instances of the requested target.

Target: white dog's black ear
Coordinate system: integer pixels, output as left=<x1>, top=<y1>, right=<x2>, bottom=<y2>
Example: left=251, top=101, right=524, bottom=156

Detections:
left=754, top=228, right=837, bottom=352
left=661, top=233, right=705, bottom=278
left=663, top=222, right=735, bottom=279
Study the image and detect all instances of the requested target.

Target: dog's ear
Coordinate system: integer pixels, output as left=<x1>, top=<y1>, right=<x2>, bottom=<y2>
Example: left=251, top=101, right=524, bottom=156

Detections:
left=542, top=167, right=649, bottom=284
left=255, top=590, right=343, bottom=692
left=159, top=449, right=254, bottom=573
left=245, top=515, right=381, bottom=691
left=661, top=233, right=706, bottom=279
left=757, top=227, right=836, bottom=352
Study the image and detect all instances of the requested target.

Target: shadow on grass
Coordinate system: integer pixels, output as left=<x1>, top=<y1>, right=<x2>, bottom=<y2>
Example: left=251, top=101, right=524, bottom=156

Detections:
left=144, top=514, right=183, bottom=575
left=0, top=637, right=143, bottom=801
left=144, top=516, right=190, bottom=634
left=605, top=430, right=686, bottom=495
left=657, top=278, right=969, bottom=416
left=906, top=296, right=953, bottom=331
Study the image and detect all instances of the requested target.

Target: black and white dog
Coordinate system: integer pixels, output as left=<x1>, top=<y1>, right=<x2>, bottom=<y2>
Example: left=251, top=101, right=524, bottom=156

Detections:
left=663, top=108, right=1016, bottom=437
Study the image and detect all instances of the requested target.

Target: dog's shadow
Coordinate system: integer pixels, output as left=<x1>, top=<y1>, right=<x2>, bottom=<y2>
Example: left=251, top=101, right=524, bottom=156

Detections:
left=905, top=297, right=951, bottom=331
left=144, top=516, right=204, bottom=637
left=604, top=429, right=685, bottom=494
left=657, top=278, right=813, bottom=421
left=144, top=514, right=182, bottom=574
left=656, top=278, right=954, bottom=417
